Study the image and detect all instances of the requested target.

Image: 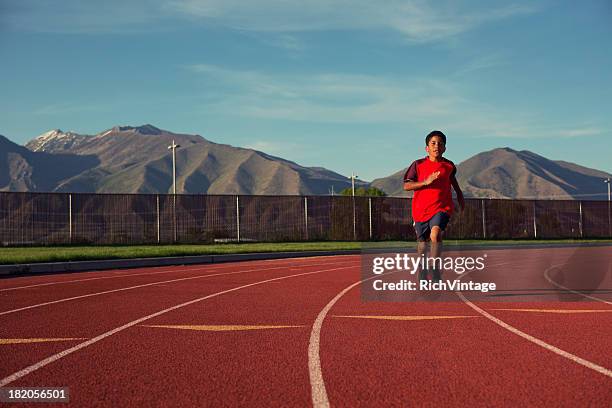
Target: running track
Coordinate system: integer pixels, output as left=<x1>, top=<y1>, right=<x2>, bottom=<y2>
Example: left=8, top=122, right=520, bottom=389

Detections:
left=0, top=246, right=610, bottom=406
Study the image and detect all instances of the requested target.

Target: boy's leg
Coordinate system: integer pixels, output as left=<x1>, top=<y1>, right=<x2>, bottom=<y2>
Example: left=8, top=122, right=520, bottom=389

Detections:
left=417, top=239, right=428, bottom=280
left=413, top=221, right=430, bottom=281
left=429, top=212, right=450, bottom=282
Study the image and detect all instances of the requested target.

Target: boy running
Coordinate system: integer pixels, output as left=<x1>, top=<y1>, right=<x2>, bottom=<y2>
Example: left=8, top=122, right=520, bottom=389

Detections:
left=403, top=130, right=464, bottom=282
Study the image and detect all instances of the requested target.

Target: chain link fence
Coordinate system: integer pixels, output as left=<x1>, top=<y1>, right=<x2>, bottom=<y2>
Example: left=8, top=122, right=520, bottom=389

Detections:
left=0, top=191, right=610, bottom=245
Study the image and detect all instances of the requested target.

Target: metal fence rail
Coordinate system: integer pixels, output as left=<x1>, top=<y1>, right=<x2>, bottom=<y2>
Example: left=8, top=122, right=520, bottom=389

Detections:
left=0, top=191, right=610, bottom=245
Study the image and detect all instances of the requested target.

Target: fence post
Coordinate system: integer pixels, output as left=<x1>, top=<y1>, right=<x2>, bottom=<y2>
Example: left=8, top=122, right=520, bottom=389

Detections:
left=156, top=195, right=160, bottom=244
left=608, top=199, right=611, bottom=238
left=68, top=193, right=73, bottom=244
left=578, top=201, right=583, bottom=238
left=368, top=197, right=372, bottom=240
left=173, top=194, right=177, bottom=243
left=533, top=201, right=538, bottom=239
left=236, top=195, right=240, bottom=242
left=304, top=196, right=309, bottom=241
left=352, top=196, right=357, bottom=241
left=481, top=199, right=486, bottom=239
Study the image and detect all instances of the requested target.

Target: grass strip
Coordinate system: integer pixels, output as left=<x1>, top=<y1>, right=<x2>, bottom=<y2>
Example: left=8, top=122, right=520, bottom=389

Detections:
left=0, top=239, right=610, bottom=265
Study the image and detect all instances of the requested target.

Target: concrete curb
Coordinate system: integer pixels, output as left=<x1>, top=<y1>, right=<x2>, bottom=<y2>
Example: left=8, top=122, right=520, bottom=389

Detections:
left=0, top=250, right=362, bottom=278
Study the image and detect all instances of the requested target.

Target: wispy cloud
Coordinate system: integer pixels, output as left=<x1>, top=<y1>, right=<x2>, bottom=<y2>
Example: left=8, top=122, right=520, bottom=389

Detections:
left=3, top=0, right=539, bottom=42
left=557, top=127, right=604, bottom=138
left=453, top=52, right=509, bottom=76
left=185, top=63, right=605, bottom=140
left=170, top=0, right=539, bottom=42
left=186, top=63, right=463, bottom=123
left=34, top=102, right=109, bottom=115
left=1, top=0, right=171, bottom=34
left=244, top=140, right=302, bottom=157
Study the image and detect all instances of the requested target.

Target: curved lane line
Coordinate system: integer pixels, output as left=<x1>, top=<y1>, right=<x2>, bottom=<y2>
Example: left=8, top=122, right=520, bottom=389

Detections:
left=308, top=273, right=384, bottom=408
left=0, top=267, right=212, bottom=292
left=308, top=260, right=512, bottom=408
left=0, top=265, right=356, bottom=387
left=457, top=291, right=612, bottom=378
left=0, top=256, right=355, bottom=292
left=0, top=260, right=350, bottom=316
left=457, top=259, right=612, bottom=378
left=543, top=264, right=612, bottom=305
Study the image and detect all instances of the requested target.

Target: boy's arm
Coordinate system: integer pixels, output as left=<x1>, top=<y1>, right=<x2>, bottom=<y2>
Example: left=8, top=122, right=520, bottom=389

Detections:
left=403, top=160, right=440, bottom=191
left=404, top=172, right=440, bottom=191
left=451, top=174, right=465, bottom=211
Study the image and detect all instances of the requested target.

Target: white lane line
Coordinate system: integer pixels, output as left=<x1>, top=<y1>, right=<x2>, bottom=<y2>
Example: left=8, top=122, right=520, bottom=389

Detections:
left=457, top=291, right=612, bottom=378
left=457, top=259, right=612, bottom=378
left=0, top=260, right=353, bottom=316
left=0, top=267, right=207, bottom=292
left=308, top=273, right=383, bottom=408
left=544, top=264, right=612, bottom=305
left=0, top=256, right=341, bottom=292
left=265, top=254, right=358, bottom=262
left=307, top=260, right=512, bottom=408
left=0, top=265, right=354, bottom=387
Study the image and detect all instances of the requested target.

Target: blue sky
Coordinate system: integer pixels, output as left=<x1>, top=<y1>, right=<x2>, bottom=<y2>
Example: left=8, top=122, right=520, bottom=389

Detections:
left=1, top=0, right=611, bottom=181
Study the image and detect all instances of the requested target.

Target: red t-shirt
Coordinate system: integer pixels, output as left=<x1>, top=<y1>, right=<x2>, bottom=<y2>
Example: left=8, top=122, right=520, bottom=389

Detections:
left=404, top=157, right=456, bottom=222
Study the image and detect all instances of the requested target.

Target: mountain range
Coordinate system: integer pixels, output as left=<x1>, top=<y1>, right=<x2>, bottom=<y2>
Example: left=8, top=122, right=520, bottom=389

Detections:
left=370, top=147, right=611, bottom=199
left=1, top=125, right=610, bottom=199
left=2, top=125, right=363, bottom=195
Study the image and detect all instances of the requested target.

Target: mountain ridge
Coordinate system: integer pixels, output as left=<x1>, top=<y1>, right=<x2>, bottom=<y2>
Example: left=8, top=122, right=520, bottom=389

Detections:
left=8, top=125, right=362, bottom=195
left=370, top=147, right=611, bottom=200
left=1, top=127, right=609, bottom=198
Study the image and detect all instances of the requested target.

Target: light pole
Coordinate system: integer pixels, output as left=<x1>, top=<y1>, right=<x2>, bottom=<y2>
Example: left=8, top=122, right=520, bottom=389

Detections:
left=167, top=140, right=181, bottom=194
left=351, top=172, right=358, bottom=196
left=168, top=140, right=180, bottom=243
left=605, top=178, right=611, bottom=237
left=350, top=172, right=358, bottom=240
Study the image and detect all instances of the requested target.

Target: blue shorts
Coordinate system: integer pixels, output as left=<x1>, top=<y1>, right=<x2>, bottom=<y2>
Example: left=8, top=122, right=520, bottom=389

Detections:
left=414, top=212, right=450, bottom=241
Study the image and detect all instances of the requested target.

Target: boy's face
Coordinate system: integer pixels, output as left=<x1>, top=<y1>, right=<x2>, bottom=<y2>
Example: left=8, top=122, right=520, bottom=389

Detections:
left=426, top=136, right=446, bottom=158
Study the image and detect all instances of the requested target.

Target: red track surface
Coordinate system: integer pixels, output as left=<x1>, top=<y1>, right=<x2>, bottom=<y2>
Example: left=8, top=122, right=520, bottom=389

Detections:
left=0, top=247, right=611, bottom=407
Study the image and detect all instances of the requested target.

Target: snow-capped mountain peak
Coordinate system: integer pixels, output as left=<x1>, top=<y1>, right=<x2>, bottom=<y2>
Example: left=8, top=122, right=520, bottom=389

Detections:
left=26, top=129, right=86, bottom=152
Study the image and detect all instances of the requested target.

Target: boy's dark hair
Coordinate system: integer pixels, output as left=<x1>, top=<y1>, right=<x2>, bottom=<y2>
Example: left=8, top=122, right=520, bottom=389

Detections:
left=425, top=130, right=447, bottom=145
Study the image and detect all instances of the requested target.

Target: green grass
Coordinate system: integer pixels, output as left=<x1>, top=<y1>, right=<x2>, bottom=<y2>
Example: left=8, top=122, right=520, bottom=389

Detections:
left=0, top=239, right=610, bottom=265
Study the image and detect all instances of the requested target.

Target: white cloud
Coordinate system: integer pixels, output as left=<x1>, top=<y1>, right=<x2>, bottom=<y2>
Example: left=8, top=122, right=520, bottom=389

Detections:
left=453, top=52, right=509, bottom=76
left=34, top=103, right=109, bottom=115
left=169, top=0, right=538, bottom=42
left=186, top=63, right=606, bottom=140
left=2, top=0, right=168, bottom=33
left=4, top=0, right=539, bottom=41
left=244, top=140, right=301, bottom=156
left=186, top=63, right=463, bottom=123
left=557, top=127, right=604, bottom=138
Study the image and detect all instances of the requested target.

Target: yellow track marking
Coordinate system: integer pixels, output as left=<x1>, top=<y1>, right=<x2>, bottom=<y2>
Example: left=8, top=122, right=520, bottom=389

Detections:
left=490, top=308, right=612, bottom=314
left=333, top=315, right=480, bottom=321
left=0, top=338, right=86, bottom=345
left=142, top=324, right=304, bottom=331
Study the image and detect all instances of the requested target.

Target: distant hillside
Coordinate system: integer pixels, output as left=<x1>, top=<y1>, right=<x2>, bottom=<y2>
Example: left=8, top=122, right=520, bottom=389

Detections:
left=4, top=127, right=608, bottom=198
left=7, top=124, right=362, bottom=194
left=0, top=135, right=98, bottom=192
left=371, top=148, right=611, bottom=199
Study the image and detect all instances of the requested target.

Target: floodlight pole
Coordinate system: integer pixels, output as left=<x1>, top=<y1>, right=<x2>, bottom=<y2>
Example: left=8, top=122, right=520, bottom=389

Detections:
left=351, top=172, right=358, bottom=240
left=168, top=140, right=180, bottom=242
left=168, top=140, right=181, bottom=195
left=605, top=178, right=611, bottom=237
